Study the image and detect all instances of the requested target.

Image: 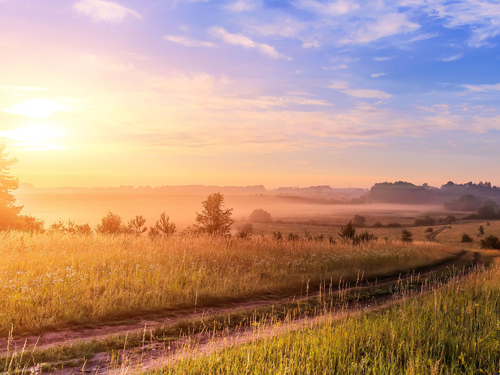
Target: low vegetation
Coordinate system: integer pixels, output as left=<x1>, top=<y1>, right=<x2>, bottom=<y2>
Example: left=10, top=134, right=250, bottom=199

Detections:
left=0, top=232, right=457, bottom=336
left=162, top=260, right=500, bottom=374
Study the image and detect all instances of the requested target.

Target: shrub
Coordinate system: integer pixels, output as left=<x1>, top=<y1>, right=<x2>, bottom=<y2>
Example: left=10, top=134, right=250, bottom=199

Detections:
left=353, top=230, right=377, bottom=245
left=414, top=215, right=436, bottom=227
left=444, top=215, right=457, bottom=224
left=248, top=209, right=273, bottom=223
left=128, top=215, right=147, bottom=236
left=480, top=235, right=500, bottom=250
left=477, top=205, right=499, bottom=220
left=372, top=221, right=384, bottom=228
left=352, top=215, right=366, bottom=227
left=425, top=227, right=433, bottom=233
left=386, top=223, right=401, bottom=228
left=236, top=223, right=253, bottom=239
left=401, top=229, right=413, bottom=243
left=96, top=212, right=125, bottom=235
left=478, top=225, right=484, bottom=236
left=338, top=221, right=356, bottom=242
left=287, top=233, right=299, bottom=241
left=150, top=212, right=176, bottom=238
left=461, top=234, right=473, bottom=243
left=273, top=231, right=283, bottom=240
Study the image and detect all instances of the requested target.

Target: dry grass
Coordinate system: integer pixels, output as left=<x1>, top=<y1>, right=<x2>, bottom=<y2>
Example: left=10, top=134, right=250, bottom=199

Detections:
left=0, top=232, right=458, bottom=336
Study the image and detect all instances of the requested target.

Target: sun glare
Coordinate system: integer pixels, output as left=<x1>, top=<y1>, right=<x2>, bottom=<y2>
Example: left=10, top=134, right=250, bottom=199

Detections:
left=3, top=99, right=67, bottom=119
left=0, top=125, right=65, bottom=150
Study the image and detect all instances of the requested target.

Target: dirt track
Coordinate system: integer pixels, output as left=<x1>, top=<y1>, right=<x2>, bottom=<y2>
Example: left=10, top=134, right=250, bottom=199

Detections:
left=1, top=250, right=467, bottom=355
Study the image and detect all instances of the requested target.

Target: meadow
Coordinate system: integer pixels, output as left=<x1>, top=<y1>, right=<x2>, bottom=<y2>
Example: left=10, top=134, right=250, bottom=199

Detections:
left=0, top=232, right=458, bottom=336
left=161, top=258, right=500, bottom=374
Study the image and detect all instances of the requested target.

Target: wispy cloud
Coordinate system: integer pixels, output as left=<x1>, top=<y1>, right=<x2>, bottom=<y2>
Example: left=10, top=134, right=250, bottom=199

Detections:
left=407, top=32, right=439, bottom=42
left=328, top=81, right=392, bottom=99
left=371, top=73, right=386, bottom=78
left=440, top=53, right=463, bottom=62
left=342, top=89, right=393, bottom=99
left=462, top=83, right=500, bottom=92
left=223, top=0, right=259, bottom=13
left=74, top=0, right=141, bottom=23
left=164, top=35, right=215, bottom=47
left=209, top=27, right=291, bottom=59
left=374, top=56, right=391, bottom=61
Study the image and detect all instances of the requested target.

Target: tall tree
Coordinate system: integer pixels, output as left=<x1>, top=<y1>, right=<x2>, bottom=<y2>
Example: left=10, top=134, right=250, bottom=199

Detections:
left=193, top=193, right=234, bottom=236
left=0, top=144, right=23, bottom=230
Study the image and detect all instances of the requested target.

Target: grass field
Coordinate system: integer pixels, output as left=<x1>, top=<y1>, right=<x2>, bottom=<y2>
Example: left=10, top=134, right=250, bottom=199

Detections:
left=161, top=258, right=500, bottom=374
left=0, top=232, right=458, bottom=336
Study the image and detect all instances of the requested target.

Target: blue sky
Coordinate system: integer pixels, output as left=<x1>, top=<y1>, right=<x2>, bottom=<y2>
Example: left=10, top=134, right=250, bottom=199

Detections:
left=0, top=0, right=499, bottom=188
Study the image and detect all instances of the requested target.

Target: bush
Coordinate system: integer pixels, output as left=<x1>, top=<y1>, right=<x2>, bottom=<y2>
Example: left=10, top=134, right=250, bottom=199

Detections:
left=401, top=229, right=413, bottom=243
left=338, top=221, right=356, bottom=242
left=425, top=227, right=433, bottom=233
left=461, top=234, right=473, bottom=243
left=414, top=215, right=436, bottom=227
left=480, top=235, right=500, bottom=250
left=352, top=215, right=366, bottom=227
left=287, top=233, right=299, bottom=241
left=477, top=205, right=499, bottom=220
left=372, top=221, right=384, bottom=228
left=353, top=230, right=377, bottom=245
left=386, top=223, right=401, bottom=228
left=96, top=212, right=126, bottom=235
left=236, top=223, right=253, bottom=239
left=128, top=215, right=147, bottom=236
left=478, top=225, right=484, bottom=236
left=273, top=231, right=283, bottom=240
left=150, top=212, right=176, bottom=238
left=248, top=209, right=273, bottom=223
left=444, top=215, right=457, bottom=224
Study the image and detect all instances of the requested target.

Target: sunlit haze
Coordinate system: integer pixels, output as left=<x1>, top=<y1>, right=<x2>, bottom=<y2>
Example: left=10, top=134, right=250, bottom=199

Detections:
left=1, top=0, right=499, bottom=188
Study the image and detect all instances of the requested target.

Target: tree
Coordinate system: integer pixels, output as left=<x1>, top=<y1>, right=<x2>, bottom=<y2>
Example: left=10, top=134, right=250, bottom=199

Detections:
left=0, top=144, right=23, bottom=230
left=248, top=209, right=273, bottom=223
left=150, top=212, right=176, bottom=237
left=193, top=193, right=234, bottom=236
left=478, top=225, right=484, bottom=236
left=352, top=215, right=366, bottom=227
left=401, top=229, right=413, bottom=243
left=480, top=235, right=500, bottom=250
left=96, top=212, right=125, bottom=234
left=338, top=221, right=356, bottom=242
left=128, top=215, right=147, bottom=236
left=461, top=234, right=473, bottom=243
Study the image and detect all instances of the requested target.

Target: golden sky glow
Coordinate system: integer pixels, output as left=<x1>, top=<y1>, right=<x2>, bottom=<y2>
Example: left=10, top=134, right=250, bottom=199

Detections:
left=1, top=0, right=500, bottom=188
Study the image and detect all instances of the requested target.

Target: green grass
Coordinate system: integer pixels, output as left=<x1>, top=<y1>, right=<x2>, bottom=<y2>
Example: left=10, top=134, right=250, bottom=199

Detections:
left=160, top=258, right=500, bottom=374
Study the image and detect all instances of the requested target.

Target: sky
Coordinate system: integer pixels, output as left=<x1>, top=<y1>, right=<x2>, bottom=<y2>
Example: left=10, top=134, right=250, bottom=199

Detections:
left=1, top=0, right=500, bottom=189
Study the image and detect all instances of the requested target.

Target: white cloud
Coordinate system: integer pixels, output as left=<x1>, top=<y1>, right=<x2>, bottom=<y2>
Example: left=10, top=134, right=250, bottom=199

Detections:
left=209, top=27, right=291, bottom=59
left=440, top=53, right=463, bottom=62
left=407, top=32, right=439, bottom=42
left=374, top=56, right=391, bottom=61
left=342, top=89, right=393, bottom=99
left=328, top=81, right=392, bottom=99
left=74, top=0, right=141, bottom=23
left=294, top=0, right=360, bottom=16
left=164, top=35, right=215, bottom=48
left=371, top=73, right=386, bottom=78
left=462, top=83, right=500, bottom=92
left=223, top=0, right=259, bottom=13
left=327, top=81, right=350, bottom=90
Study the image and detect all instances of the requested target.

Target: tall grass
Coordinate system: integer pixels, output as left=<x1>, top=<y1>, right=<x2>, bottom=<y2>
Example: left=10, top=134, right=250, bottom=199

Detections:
left=0, top=232, right=456, bottom=336
left=162, top=261, right=500, bottom=374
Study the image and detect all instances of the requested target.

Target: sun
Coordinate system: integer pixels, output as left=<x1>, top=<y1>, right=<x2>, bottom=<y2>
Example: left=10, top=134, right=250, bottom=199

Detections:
left=3, top=99, right=67, bottom=119
left=0, top=125, right=65, bottom=150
